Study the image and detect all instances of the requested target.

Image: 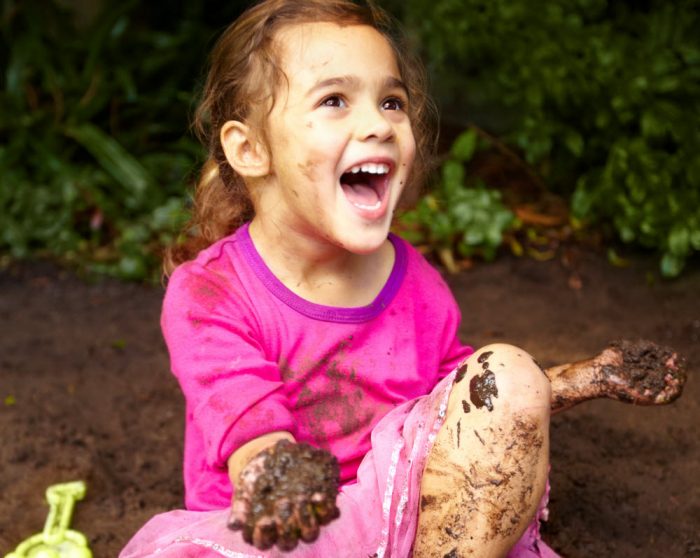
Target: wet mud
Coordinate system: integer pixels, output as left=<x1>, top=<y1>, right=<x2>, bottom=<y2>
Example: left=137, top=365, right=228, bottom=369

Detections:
left=454, top=362, right=468, bottom=384
left=469, top=369, right=499, bottom=411
left=477, top=351, right=494, bottom=364
left=602, top=339, right=687, bottom=403
left=232, top=440, right=340, bottom=551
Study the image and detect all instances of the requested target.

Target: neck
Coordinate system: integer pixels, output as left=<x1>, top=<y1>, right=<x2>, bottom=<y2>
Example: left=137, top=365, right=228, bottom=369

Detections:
left=248, top=218, right=394, bottom=307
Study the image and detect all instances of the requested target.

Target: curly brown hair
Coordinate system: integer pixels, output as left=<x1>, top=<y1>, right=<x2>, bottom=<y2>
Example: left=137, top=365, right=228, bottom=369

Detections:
left=164, top=0, right=437, bottom=275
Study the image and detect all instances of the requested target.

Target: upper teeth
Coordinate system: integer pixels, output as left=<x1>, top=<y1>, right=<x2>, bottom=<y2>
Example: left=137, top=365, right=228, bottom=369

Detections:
left=347, top=163, right=390, bottom=175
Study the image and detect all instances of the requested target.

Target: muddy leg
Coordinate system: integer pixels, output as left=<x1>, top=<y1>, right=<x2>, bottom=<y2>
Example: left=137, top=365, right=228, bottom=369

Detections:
left=414, top=344, right=551, bottom=558
left=546, top=339, right=687, bottom=414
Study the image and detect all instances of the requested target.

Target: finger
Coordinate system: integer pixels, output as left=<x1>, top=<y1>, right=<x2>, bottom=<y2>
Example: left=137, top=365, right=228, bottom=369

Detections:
left=310, top=493, right=340, bottom=525
left=275, top=499, right=300, bottom=551
left=241, top=523, right=254, bottom=545
left=252, top=516, right=278, bottom=551
left=296, top=500, right=320, bottom=543
left=227, top=498, right=250, bottom=531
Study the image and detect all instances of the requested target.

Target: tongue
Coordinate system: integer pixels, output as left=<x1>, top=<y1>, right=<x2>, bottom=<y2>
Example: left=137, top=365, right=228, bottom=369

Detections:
left=341, top=181, right=380, bottom=207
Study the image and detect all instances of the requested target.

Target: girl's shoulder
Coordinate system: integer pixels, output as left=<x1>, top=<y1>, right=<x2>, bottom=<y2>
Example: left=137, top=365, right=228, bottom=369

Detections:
left=391, top=234, right=459, bottom=313
left=395, top=234, right=452, bottom=288
left=164, top=229, right=252, bottom=309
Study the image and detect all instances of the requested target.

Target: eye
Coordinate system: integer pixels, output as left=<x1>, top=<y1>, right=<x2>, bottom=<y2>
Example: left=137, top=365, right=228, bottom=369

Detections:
left=382, top=97, right=405, bottom=111
left=320, top=95, right=346, bottom=108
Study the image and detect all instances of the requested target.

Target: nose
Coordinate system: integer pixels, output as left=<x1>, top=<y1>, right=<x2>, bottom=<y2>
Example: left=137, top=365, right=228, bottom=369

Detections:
left=355, top=104, right=394, bottom=143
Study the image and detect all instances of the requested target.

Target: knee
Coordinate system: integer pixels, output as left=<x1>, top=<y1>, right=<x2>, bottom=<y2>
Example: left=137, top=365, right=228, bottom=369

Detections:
left=457, top=343, right=551, bottom=415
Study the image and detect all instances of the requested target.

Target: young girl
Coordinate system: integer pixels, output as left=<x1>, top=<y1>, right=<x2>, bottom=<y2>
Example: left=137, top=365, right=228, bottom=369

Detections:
left=120, top=1, right=685, bottom=556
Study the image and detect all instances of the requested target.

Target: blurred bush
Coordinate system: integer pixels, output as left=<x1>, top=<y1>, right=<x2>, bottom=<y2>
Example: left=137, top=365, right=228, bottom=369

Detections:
left=2, top=0, right=698, bottom=279
left=0, top=0, right=221, bottom=279
left=402, top=0, right=700, bottom=276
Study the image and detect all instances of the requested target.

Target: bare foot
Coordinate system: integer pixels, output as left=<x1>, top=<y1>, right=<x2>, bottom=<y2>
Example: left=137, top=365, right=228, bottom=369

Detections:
left=594, top=339, right=686, bottom=405
left=547, top=339, right=687, bottom=412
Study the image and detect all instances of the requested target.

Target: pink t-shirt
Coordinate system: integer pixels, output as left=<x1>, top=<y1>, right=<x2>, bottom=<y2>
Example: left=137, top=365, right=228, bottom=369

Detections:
left=162, top=224, right=473, bottom=511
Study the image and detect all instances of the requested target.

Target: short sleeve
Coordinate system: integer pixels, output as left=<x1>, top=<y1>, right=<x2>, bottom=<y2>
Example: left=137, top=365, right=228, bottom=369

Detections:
left=162, top=263, right=296, bottom=470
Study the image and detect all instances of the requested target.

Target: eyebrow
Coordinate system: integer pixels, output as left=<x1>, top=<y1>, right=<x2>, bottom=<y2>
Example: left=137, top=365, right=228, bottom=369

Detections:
left=308, top=75, right=408, bottom=96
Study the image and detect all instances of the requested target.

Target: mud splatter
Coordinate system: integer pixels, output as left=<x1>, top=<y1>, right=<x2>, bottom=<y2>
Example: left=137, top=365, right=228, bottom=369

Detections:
left=443, top=548, right=458, bottom=558
left=461, top=399, right=471, bottom=413
left=469, top=370, right=499, bottom=411
left=477, top=351, right=493, bottom=364
left=298, top=159, right=318, bottom=180
left=445, top=527, right=459, bottom=539
left=454, top=363, right=468, bottom=384
left=421, top=494, right=437, bottom=511
left=456, top=419, right=461, bottom=448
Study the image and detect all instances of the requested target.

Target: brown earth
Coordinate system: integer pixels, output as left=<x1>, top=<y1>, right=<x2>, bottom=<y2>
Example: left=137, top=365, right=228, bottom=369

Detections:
left=1, top=247, right=698, bottom=557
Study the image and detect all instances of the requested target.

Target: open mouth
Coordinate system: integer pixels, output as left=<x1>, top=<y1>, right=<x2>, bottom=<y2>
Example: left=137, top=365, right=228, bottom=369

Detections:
left=340, top=162, right=391, bottom=211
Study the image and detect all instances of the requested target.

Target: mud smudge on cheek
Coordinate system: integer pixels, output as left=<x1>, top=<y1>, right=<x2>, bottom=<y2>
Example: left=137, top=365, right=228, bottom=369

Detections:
left=470, top=369, right=499, bottom=411
left=298, top=159, right=318, bottom=180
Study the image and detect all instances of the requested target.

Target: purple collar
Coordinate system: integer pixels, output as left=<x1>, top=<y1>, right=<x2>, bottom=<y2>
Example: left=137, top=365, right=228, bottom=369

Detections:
left=237, top=223, right=407, bottom=323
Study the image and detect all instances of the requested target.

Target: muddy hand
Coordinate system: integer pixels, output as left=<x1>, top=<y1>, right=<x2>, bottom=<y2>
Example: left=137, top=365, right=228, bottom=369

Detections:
left=597, top=339, right=687, bottom=405
left=228, top=439, right=340, bottom=552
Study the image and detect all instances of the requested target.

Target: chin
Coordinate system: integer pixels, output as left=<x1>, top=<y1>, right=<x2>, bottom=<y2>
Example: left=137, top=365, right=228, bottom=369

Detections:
left=337, top=224, right=392, bottom=255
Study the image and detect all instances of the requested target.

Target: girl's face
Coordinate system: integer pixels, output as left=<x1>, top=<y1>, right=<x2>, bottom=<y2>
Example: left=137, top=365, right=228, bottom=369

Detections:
left=255, top=22, right=416, bottom=255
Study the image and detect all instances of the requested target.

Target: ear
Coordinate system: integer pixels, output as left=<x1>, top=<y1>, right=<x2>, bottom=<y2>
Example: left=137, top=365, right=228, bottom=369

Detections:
left=220, top=120, right=270, bottom=178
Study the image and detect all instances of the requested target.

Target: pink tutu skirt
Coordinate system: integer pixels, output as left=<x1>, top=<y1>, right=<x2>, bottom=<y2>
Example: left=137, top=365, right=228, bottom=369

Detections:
left=120, top=370, right=559, bottom=557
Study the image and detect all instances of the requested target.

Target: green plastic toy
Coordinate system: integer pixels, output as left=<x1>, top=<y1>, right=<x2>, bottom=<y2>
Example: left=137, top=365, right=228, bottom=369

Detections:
left=5, top=481, right=93, bottom=558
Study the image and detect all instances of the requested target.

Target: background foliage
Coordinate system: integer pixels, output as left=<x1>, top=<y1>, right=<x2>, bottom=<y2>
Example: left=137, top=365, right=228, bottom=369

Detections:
left=1, top=0, right=226, bottom=279
left=401, top=0, right=700, bottom=276
left=2, top=0, right=699, bottom=279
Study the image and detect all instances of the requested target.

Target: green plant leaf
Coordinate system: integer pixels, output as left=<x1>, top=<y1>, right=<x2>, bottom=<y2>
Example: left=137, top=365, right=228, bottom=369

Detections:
left=64, top=123, right=154, bottom=202
left=450, top=129, right=478, bottom=162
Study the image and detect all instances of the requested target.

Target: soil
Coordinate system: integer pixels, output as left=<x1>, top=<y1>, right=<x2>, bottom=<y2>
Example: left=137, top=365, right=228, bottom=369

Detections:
left=1, top=247, right=698, bottom=557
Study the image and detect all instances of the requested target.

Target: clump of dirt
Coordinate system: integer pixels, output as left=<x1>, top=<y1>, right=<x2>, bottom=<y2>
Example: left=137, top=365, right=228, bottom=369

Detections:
left=231, top=440, right=340, bottom=551
left=603, top=339, right=687, bottom=404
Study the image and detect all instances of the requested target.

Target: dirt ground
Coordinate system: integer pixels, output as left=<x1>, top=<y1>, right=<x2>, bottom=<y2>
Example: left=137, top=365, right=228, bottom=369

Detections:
left=1, top=247, right=698, bottom=557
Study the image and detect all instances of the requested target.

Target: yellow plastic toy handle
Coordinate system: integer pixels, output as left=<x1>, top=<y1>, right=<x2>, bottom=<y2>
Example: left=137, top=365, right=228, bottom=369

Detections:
left=4, top=481, right=93, bottom=558
left=43, top=481, right=87, bottom=545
